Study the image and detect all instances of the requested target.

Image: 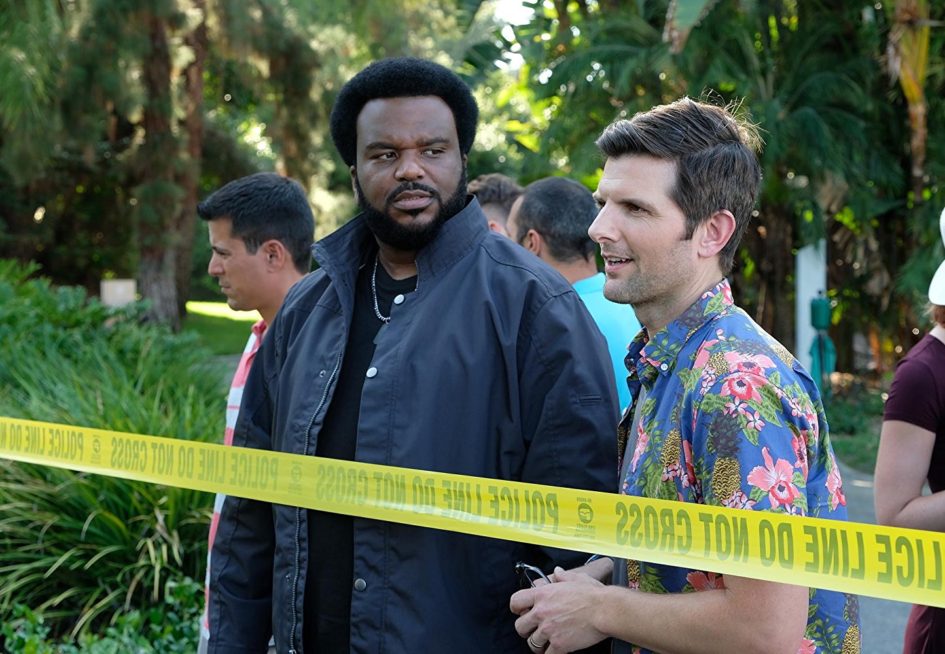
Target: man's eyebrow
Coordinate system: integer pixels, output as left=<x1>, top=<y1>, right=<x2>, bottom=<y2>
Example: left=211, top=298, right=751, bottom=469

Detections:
left=617, top=197, right=658, bottom=214
left=363, top=140, right=398, bottom=151
left=416, top=137, right=451, bottom=147
left=594, top=192, right=660, bottom=215
left=363, top=137, right=452, bottom=151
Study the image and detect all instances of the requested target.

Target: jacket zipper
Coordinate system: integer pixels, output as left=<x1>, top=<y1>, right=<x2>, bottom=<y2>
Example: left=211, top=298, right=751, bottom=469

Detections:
left=288, top=352, right=342, bottom=654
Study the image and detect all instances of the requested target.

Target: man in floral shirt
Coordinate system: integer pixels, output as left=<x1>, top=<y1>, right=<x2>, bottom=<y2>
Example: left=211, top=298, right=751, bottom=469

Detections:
left=511, top=98, right=859, bottom=654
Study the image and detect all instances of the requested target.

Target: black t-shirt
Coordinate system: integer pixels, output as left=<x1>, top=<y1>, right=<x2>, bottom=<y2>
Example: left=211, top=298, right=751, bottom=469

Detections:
left=304, top=258, right=416, bottom=653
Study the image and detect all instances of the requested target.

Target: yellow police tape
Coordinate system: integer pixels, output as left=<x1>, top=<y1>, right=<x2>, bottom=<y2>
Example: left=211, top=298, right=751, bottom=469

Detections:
left=1, top=416, right=943, bottom=608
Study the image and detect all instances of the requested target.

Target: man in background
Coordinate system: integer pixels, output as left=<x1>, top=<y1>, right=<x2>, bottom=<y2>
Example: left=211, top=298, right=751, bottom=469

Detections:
left=468, top=172, right=523, bottom=237
left=196, top=171, right=314, bottom=654
left=507, top=176, right=640, bottom=410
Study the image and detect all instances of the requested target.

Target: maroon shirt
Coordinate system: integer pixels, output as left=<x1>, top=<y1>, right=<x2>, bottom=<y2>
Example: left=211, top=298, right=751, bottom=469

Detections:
left=883, top=332, right=945, bottom=653
left=884, top=333, right=945, bottom=492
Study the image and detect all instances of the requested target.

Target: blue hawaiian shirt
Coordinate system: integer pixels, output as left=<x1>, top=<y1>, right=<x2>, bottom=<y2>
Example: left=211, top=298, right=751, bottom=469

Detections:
left=616, top=280, right=860, bottom=654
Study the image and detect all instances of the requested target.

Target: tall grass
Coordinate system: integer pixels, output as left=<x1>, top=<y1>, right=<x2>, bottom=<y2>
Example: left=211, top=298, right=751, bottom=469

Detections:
left=0, top=260, right=224, bottom=638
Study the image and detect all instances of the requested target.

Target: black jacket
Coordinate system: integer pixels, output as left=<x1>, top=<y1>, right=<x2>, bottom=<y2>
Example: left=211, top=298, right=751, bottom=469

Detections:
left=209, top=199, right=619, bottom=653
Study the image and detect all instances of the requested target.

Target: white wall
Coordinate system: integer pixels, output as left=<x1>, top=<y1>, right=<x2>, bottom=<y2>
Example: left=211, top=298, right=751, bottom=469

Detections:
left=795, top=239, right=827, bottom=371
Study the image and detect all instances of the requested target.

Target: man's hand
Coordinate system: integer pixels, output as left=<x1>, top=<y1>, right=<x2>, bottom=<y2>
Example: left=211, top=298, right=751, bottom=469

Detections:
left=510, top=566, right=610, bottom=654
left=555, top=556, right=613, bottom=584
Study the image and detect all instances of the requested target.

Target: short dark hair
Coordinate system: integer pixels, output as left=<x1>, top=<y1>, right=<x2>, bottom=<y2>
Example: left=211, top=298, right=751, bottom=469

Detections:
left=596, top=97, right=762, bottom=274
left=468, top=173, right=522, bottom=220
left=514, top=177, right=598, bottom=262
left=197, top=172, right=314, bottom=273
left=330, top=57, right=479, bottom=167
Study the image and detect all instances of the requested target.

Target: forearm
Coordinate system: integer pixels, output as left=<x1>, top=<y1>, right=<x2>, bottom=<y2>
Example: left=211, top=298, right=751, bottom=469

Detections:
left=879, top=490, right=945, bottom=531
left=593, top=576, right=808, bottom=654
left=874, top=420, right=942, bottom=530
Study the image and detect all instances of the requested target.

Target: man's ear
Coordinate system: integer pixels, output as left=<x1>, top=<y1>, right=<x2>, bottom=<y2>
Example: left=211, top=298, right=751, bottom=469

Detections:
left=697, top=209, right=737, bottom=259
left=261, top=240, right=288, bottom=270
left=486, top=220, right=504, bottom=234
left=349, top=165, right=358, bottom=195
left=522, top=229, right=544, bottom=257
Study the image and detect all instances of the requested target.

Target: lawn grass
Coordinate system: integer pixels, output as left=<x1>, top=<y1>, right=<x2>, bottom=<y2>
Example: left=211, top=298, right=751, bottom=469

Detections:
left=182, top=301, right=259, bottom=355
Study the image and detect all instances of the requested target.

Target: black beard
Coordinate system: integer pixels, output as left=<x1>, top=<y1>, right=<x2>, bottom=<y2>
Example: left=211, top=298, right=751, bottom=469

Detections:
left=356, top=171, right=468, bottom=251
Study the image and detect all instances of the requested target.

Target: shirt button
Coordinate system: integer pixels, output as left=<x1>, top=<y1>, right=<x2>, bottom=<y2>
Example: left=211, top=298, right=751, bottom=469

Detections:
left=353, top=578, right=367, bottom=591
left=393, top=294, right=405, bottom=305
left=659, top=363, right=668, bottom=372
left=318, top=369, right=326, bottom=378
left=365, top=367, right=378, bottom=378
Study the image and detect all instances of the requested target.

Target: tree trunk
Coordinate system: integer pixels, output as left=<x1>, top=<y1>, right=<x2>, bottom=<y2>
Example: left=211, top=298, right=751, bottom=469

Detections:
left=174, top=0, right=208, bottom=318
left=907, top=99, right=927, bottom=204
left=139, top=252, right=179, bottom=328
left=769, top=213, right=794, bottom=348
left=736, top=209, right=794, bottom=348
left=137, top=9, right=180, bottom=329
left=890, top=0, right=930, bottom=210
left=267, top=33, right=317, bottom=186
left=553, top=0, right=572, bottom=37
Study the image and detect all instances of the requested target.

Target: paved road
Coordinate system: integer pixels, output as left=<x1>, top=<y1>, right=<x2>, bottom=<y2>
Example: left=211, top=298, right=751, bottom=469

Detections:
left=840, top=462, right=911, bottom=653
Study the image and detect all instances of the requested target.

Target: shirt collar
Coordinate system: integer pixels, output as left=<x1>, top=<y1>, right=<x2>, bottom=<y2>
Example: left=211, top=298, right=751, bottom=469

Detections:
left=627, top=278, right=734, bottom=388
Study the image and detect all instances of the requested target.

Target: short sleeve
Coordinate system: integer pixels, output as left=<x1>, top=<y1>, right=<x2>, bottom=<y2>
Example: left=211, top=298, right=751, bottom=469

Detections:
left=884, top=357, right=942, bottom=433
left=692, top=369, right=827, bottom=517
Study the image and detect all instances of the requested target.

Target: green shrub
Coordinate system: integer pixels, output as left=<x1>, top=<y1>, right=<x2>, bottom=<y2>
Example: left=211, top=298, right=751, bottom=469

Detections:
left=0, top=260, right=224, bottom=639
left=1, top=577, right=202, bottom=653
left=824, top=379, right=886, bottom=473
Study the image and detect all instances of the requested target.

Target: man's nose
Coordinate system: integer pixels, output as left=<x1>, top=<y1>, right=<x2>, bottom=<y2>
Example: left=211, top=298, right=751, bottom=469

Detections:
left=588, top=205, right=614, bottom=243
left=208, top=254, right=223, bottom=276
left=394, top=150, right=424, bottom=181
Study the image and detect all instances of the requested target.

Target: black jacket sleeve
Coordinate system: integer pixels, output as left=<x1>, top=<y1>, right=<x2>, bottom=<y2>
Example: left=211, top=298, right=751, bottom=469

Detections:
left=207, top=327, right=278, bottom=653
left=518, top=289, right=619, bottom=571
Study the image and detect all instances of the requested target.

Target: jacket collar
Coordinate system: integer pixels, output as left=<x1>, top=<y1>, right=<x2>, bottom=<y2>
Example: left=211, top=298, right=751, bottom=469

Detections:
left=312, top=196, right=488, bottom=283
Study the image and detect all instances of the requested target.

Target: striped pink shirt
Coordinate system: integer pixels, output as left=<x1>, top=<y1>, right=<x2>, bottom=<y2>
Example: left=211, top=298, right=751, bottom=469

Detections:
left=200, top=320, right=267, bottom=645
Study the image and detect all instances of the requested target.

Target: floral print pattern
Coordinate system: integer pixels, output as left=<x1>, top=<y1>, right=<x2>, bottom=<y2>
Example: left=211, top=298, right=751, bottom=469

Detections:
left=617, top=279, right=859, bottom=654
left=747, top=446, right=802, bottom=509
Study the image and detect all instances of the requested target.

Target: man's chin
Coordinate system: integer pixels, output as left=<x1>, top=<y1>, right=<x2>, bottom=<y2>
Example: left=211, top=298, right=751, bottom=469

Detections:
left=388, top=205, right=440, bottom=225
left=363, top=205, right=449, bottom=252
left=603, top=281, right=636, bottom=305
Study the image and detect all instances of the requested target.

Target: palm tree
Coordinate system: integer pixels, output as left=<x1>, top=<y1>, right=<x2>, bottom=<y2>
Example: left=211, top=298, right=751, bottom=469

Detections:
left=681, top=2, right=880, bottom=345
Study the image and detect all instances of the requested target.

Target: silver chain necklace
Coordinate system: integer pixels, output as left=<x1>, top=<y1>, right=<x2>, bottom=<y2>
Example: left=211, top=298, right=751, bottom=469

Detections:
left=371, top=256, right=392, bottom=324
left=371, top=255, right=418, bottom=324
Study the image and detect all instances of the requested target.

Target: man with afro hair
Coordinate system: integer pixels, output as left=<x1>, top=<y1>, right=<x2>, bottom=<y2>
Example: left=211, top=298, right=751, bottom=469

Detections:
left=208, top=57, right=618, bottom=653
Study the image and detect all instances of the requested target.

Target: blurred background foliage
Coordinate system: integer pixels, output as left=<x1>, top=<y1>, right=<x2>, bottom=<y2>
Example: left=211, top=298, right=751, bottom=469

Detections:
left=0, top=0, right=945, bottom=370
left=1, top=0, right=944, bottom=645
left=1, top=0, right=942, bottom=364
